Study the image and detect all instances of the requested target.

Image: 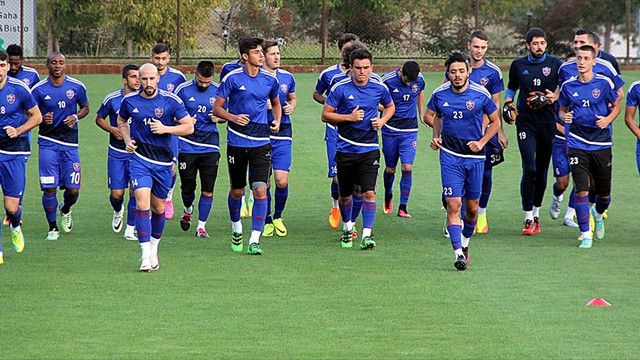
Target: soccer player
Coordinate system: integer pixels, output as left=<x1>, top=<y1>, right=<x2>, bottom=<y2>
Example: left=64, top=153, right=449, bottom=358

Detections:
left=558, top=45, right=620, bottom=248
left=150, top=43, right=187, bottom=220
left=313, top=33, right=359, bottom=230
left=625, top=80, right=640, bottom=179
left=117, top=63, right=193, bottom=272
left=260, top=40, right=296, bottom=237
left=505, top=28, right=561, bottom=235
left=380, top=60, right=425, bottom=218
left=213, top=37, right=282, bottom=255
left=322, top=48, right=395, bottom=250
left=32, top=52, right=89, bottom=241
left=95, top=64, right=140, bottom=240
left=425, top=51, right=500, bottom=270
left=0, top=50, right=42, bottom=264
left=174, top=61, right=222, bottom=238
left=6, top=44, right=40, bottom=88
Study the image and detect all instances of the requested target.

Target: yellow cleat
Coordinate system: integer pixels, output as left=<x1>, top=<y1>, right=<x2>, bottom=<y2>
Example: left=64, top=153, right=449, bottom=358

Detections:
left=476, top=214, right=488, bottom=234
left=262, top=223, right=274, bottom=237
left=603, top=209, right=608, bottom=220
left=0, top=251, right=4, bottom=264
left=329, top=207, right=340, bottom=229
left=11, top=227, right=25, bottom=253
left=273, top=218, right=287, bottom=237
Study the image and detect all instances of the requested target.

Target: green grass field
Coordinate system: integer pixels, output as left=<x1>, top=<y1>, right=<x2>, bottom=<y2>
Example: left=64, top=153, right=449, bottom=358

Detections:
left=1, top=70, right=640, bottom=359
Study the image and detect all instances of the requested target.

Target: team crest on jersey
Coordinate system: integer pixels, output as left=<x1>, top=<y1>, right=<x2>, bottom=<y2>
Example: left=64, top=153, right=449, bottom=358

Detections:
left=66, top=89, right=75, bottom=99
left=22, top=79, right=30, bottom=86
left=155, top=108, right=164, bottom=118
left=542, top=67, right=551, bottom=76
left=209, top=97, right=215, bottom=106
left=6, top=94, right=15, bottom=104
left=167, top=84, right=175, bottom=92
left=480, top=77, right=488, bottom=86
left=412, top=84, right=418, bottom=93
left=466, top=100, right=475, bottom=110
left=592, top=89, right=601, bottom=98
left=73, top=163, right=80, bottom=171
left=280, top=84, right=288, bottom=93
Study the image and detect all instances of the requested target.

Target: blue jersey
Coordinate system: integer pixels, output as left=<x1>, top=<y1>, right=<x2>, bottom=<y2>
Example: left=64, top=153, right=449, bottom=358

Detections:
left=558, top=75, right=617, bottom=151
left=0, top=77, right=37, bottom=160
left=9, top=65, right=40, bottom=88
left=32, top=75, right=88, bottom=150
left=96, top=89, right=129, bottom=159
left=217, top=66, right=280, bottom=148
left=627, top=81, right=640, bottom=145
left=220, top=60, right=243, bottom=82
left=315, top=63, right=342, bottom=96
left=174, top=79, right=220, bottom=154
left=427, top=81, right=497, bottom=159
left=558, top=58, right=624, bottom=91
left=381, top=69, right=425, bottom=133
left=118, top=90, right=189, bottom=166
left=158, top=66, right=186, bottom=93
left=268, top=69, right=296, bottom=140
left=325, top=76, right=393, bottom=154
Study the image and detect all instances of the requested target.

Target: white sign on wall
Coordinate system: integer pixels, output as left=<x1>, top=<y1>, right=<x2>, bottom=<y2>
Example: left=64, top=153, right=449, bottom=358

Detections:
left=0, top=0, right=36, bottom=56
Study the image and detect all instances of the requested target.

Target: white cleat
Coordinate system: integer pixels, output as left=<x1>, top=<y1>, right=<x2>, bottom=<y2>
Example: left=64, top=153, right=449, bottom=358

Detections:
left=563, top=217, right=579, bottom=228
left=59, top=206, right=73, bottom=233
left=140, top=257, right=152, bottom=272
left=45, top=230, right=60, bottom=241
left=112, top=209, right=124, bottom=232
left=150, top=255, right=159, bottom=271
left=124, top=227, right=138, bottom=241
left=549, top=197, right=562, bottom=220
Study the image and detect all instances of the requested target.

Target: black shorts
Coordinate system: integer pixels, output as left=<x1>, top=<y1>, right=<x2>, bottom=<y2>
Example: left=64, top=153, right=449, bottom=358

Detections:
left=227, top=144, right=272, bottom=190
left=178, top=152, right=220, bottom=193
left=335, top=149, right=380, bottom=198
left=568, top=147, right=612, bottom=196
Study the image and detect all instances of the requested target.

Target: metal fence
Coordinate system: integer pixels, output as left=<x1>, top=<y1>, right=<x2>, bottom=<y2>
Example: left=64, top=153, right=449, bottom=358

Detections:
left=2, top=0, right=639, bottom=65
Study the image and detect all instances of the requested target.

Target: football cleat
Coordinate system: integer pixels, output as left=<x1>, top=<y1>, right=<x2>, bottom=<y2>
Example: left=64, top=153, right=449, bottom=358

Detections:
left=579, top=237, right=593, bottom=249
left=589, top=209, right=595, bottom=235
left=522, top=219, right=534, bottom=236
left=150, top=255, right=159, bottom=271
left=0, top=251, right=3, bottom=264
left=351, top=224, right=358, bottom=239
left=195, top=228, right=210, bottom=238
left=549, top=197, right=561, bottom=220
left=329, top=207, right=340, bottom=229
left=124, top=227, right=138, bottom=241
left=45, top=230, right=60, bottom=241
left=397, top=209, right=412, bottom=218
left=112, top=209, right=124, bottom=233
left=383, top=195, right=393, bottom=215
left=462, top=247, right=470, bottom=265
left=240, top=201, right=249, bottom=219
left=533, top=216, right=541, bottom=234
left=11, top=227, right=25, bottom=253
left=262, top=223, right=274, bottom=237
left=563, top=217, right=579, bottom=228
left=603, top=209, right=608, bottom=220
left=454, top=254, right=467, bottom=271
left=180, top=212, right=192, bottom=231
left=246, top=196, right=254, bottom=216
left=360, top=236, right=376, bottom=250
left=59, top=206, right=73, bottom=233
left=247, top=243, right=264, bottom=255
left=2, top=216, right=8, bottom=226
left=443, top=217, right=450, bottom=238
left=340, top=229, right=354, bottom=248
left=164, top=200, right=174, bottom=220
left=140, top=257, right=152, bottom=272
left=231, top=232, right=243, bottom=252
left=476, top=214, right=488, bottom=233
left=594, top=214, right=605, bottom=240
left=273, top=218, right=287, bottom=237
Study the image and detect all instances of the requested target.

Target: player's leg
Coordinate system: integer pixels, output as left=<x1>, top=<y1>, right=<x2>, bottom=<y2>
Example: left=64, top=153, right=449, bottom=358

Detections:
left=550, top=136, right=570, bottom=220
left=164, top=137, right=179, bottom=219
left=194, top=152, right=219, bottom=238
left=397, top=132, right=418, bottom=218
left=530, top=124, right=555, bottom=233
left=108, top=155, right=129, bottom=233
left=178, top=152, right=198, bottom=232
left=381, top=133, right=399, bottom=215
left=336, top=151, right=357, bottom=248
left=39, top=148, right=61, bottom=240
left=326, top=128, right=340, bottom=228
left=227, top=145, right=248, bottom=252
left=130, top=159, right=154, bottom=271
left=476, top=135, right=503, bottom=233
left=591, top=148, right=612, bottom=241
left=58, top=150, right=81, bottom=234
left=2, top=160, right=26, bottom=253
left=148, top=164, right=172, bottom=271
left=568, top=148, right=593, bottom=248
left=357, top=150, right=380, bottom=250
left=460, top=160, right=484, bottom=265
left=516, top=125, right=538, bottom=235
left=272, top=169, right=289, bottom=237
left=246, top=144, right=272, bottom=255
left=440, top=151, right=467, bottom=270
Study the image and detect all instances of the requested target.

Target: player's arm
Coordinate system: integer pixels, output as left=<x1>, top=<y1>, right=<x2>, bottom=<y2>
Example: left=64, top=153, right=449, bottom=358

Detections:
left=558, top=105, right=573, bottom=124
left=150, top=115, right=194, bottom=136
left=625, top=105, right=640, bottom=140
left=468, top=110, right=500, bottom=152
left=426, top=109, right=442, bottom=151
left=270, top=95, right=282, bottom=133
left=312, top=90, right=326, bottom=105
left=5, top=105, right=42, bottom=138
left=417, top=90, right=425, bottom=123
left=64, top=101, right=89, bottom=128
left=492, top=92, right=508, bottom=148
left=595, top=95, right=622, bottom=129
left=371, top=101, right=395, bottom=131
left=322, top=103, right=363, bottom=124
left=117, top=114, right=135, bottom=153
left=556, top=122, right=566, bottom=136
left=283, top=92, right=297, bottom=116
left=212, top=96, right=249, bottom=126
left=95, top=115, right=123, bottom=140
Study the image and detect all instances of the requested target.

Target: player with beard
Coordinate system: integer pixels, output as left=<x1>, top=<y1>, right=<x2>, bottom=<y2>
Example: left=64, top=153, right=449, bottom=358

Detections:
left=6, top=44, right=39, bottom=88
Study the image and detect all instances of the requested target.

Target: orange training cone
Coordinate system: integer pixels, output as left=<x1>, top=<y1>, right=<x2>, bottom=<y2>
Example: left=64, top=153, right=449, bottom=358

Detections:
left=586, top=298, right=611, bottom=306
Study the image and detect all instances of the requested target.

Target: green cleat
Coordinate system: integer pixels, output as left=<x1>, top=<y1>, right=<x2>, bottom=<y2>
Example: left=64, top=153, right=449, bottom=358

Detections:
left=11, top=227, right=25, bottom=253
left=262, top=223, right=274, bottom=237
left=273, top=218, right=287, bottom=237
left=45, top=230, right=60, bottom=241
left=340, top=229, right=353, bottom=248
left=579, top=237, right=593, bottom=249
left=247, top=243, right=264, bottom=255
left=231, top=232, right=243, bottom=252
left=360, top=236, right=376, bottom=250
left=59, top=206, right=73, bottom=233
left=593, top=209, right=605, bottom=240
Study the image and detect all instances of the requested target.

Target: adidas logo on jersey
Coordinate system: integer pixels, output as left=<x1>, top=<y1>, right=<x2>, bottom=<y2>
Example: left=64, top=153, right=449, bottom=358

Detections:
left=348, top=95, right=355, bottom=99
left=132, top=108, right=139, bottom=113
left=572, top=92, right=579, bottom=97
left=372, top=160, right=380, bottom=166
left=443, top=102, right=450, bottom=107
left=393, top=88, right=399, bottom=93
left=44, top=95, right=51, bottom=100
left=522, top=70, right=529, bottom=75
left=188, top=97, right=196, bottom=101
left=239, top=85, right=246, bottom=90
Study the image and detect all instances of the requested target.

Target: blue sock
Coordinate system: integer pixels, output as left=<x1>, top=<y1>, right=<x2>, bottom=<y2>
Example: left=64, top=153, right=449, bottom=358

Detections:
left=151, top=211, right=166, bottom=239
left=383, top=171, right=395, bottom=195
left=136, top=209, right=151, bottom=243
left=448, top=224, right=463, bottom=251
left=265, top=191, right=273, bottom=223
left=182, top=192, right=195, bottom=209
left=110, top=194, right=123, bottom=212
left=479, top=169, right=492, bottom=208
left=574, top=194, right=590, bottom=233
left=198, top=194, right=213, bottom=222
left=273, top=186, right=288, bottom=219
left=362, top=201, right=376, bottom=231
left=462, top=216, right=477, bottom=239
left=42, top=191, right=58, bottom=223
left=339, top=198, right=353, bottom=223
left=331, top=181, right=339, bottom=200
left=552, top=182, right=562, bottom=197
left=251, top=196, right=268, bottom=232
left=351, top=193, right=363, bottom=222
left=61, top=190, right=78, bottom=214
left=568, top=187, right=576, bottom=209
left=595, top=195, right=611, bottom=215
left=127, top=195, right=137, bottom=226
left=8, top=206, right=22, bottom=228
left=228, top=194, right=242, bottom=222
left=400, top=170, right=412, bottom=205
